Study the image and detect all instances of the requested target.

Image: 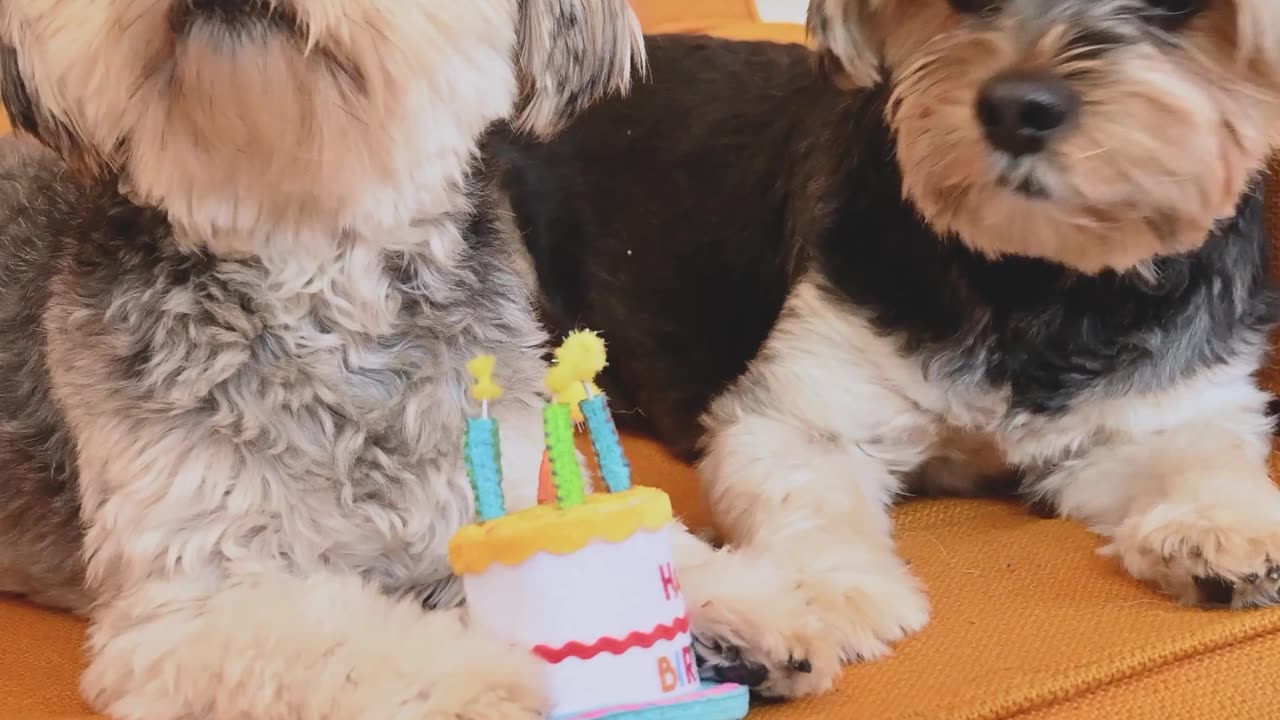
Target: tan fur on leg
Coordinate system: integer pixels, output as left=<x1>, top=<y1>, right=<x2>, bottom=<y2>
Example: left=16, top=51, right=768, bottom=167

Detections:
left=85, top=572, right=547, bottom=720
left=1028, top=368, right=1280, bottom=607
left=678, top=282, right=933, bottom=697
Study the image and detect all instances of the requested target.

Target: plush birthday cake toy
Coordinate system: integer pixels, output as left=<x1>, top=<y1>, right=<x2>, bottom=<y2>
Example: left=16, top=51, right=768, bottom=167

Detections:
left=448, top=331, right=750, bottom=720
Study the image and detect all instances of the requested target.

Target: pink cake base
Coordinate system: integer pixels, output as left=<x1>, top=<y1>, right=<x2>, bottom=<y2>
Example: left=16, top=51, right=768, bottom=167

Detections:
left=551, top=682, right=749, bottom=720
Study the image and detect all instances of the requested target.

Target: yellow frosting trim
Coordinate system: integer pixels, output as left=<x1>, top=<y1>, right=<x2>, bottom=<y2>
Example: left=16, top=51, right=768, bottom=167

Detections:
left=448, top=486, right=673, bottom=575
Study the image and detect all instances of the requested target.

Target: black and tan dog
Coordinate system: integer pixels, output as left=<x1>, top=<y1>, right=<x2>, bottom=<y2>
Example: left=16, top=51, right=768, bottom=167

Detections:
left=0, top=1, right=817, bottom=718
left=494, top=0, right=1280, bottom=698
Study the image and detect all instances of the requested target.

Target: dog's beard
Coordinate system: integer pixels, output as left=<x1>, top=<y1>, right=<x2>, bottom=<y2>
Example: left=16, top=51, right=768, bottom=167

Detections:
left=991, top=153, right=1055, bottom=200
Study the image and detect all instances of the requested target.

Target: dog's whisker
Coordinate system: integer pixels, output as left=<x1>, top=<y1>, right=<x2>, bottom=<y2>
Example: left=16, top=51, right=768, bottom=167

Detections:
left=1074, top=146, right=1110, bottom=160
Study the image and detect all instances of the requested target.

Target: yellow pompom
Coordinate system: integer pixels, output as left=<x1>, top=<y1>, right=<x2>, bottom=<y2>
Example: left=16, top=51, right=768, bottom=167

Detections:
left=467, top=354, right=503, bottom=402
left=554, top=330, right=608, bottom=384
left=544, top=362, right=575, bottom=399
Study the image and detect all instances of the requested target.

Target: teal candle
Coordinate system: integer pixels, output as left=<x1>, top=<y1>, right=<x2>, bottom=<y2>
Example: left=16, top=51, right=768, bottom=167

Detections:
left=464, top=417, right=505, bottom=521
left=580, top=393, right=631, bottom=493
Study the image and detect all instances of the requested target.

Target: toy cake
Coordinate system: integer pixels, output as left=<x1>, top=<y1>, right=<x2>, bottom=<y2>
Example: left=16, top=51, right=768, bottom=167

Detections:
left=448, top=332, right=749, bottom=720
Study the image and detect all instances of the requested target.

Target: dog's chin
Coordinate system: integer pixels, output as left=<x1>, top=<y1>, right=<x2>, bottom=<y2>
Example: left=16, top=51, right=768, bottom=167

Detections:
left=995, top=173, right=1051, bottom=200
left=990, top=154, right=1055, bottom=201
left=940, top=174, right=1207, bottom=274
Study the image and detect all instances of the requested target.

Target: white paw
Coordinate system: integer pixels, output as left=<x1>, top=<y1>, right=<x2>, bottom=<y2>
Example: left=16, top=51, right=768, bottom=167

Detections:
left=413, top=624, right=549, bottom=720
left=689, top=555, right=929, bottom=699
left=1106, top=501, right=1280, bottom=608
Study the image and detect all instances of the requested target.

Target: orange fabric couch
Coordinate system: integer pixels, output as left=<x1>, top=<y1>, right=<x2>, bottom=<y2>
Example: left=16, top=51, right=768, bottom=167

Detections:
left=4, top=4, right=1280, bottom=718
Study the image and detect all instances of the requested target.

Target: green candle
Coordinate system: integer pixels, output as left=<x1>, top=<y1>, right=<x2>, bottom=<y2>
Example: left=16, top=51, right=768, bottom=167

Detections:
left=543, top=402, right=584, bottom=509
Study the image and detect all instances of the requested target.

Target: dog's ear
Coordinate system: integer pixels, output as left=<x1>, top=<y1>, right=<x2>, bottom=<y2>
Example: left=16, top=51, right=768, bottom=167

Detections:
left=0, top=42, right=110, bottom=181
left=513, top=0, right=647, bottom=138
left=808, top=0, right=883, bottom=90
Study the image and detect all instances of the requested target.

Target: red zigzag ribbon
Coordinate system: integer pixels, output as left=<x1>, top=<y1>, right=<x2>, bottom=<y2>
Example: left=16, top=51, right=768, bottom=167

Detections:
left=532, top=614, right=691, bottom=663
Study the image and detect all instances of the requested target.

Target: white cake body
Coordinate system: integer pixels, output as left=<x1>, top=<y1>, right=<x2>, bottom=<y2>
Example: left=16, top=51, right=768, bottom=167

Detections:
left=463, top=524, right=699, bottom=716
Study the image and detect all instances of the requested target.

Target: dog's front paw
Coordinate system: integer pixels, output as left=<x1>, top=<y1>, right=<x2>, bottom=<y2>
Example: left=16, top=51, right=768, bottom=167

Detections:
left=412, top=624, right=549, bottom=720
left=1107, top=501, right=1280, bottom=609
left=689, top=558, right=929, bottom=699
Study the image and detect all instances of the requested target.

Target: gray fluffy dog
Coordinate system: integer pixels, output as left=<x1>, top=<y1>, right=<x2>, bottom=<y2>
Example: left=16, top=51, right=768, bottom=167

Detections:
left=0, top=1, right=799, bottom=717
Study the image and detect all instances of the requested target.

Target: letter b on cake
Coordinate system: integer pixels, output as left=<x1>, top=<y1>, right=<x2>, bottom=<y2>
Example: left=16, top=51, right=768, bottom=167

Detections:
left=658, top=645, right=698, bottom=692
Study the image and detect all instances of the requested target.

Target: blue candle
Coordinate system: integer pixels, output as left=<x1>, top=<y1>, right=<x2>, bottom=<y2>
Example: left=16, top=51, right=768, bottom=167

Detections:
left=465, top=416, right=506, bottom=521
left=464, top=354, right=507, bottom=521
left=581, top=392, right=631, bottom=493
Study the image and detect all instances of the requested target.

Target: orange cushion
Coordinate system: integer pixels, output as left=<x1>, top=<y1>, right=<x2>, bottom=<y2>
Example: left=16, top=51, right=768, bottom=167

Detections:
left=1, top=598, right=92, bottom=719
left=630, top=0, right=807, bottom=44
left=629, top=0, right=760, bottom=35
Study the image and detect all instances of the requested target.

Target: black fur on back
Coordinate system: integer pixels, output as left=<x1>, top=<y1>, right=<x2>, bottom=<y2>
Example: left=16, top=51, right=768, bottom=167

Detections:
left=487, top=34, right=1276, bottom=460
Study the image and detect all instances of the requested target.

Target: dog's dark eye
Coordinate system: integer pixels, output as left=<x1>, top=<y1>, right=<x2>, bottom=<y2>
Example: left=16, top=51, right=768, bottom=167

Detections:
left=1143, top=0, right=1207, bottom=30
left=949, top=0, right=1000, bottom=17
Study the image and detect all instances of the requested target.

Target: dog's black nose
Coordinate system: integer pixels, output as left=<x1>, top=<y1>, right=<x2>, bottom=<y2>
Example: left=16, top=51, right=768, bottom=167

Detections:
left=976, top=73, right=1078, bottom=156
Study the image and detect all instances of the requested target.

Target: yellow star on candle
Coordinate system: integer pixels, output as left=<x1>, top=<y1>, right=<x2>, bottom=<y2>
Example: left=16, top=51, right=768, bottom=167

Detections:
left=467, top=354, right=503, bottom=402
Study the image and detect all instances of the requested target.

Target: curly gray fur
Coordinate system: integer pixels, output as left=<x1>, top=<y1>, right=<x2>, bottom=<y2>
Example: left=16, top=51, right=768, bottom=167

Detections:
left=0, top=136, right=549, bottom=611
